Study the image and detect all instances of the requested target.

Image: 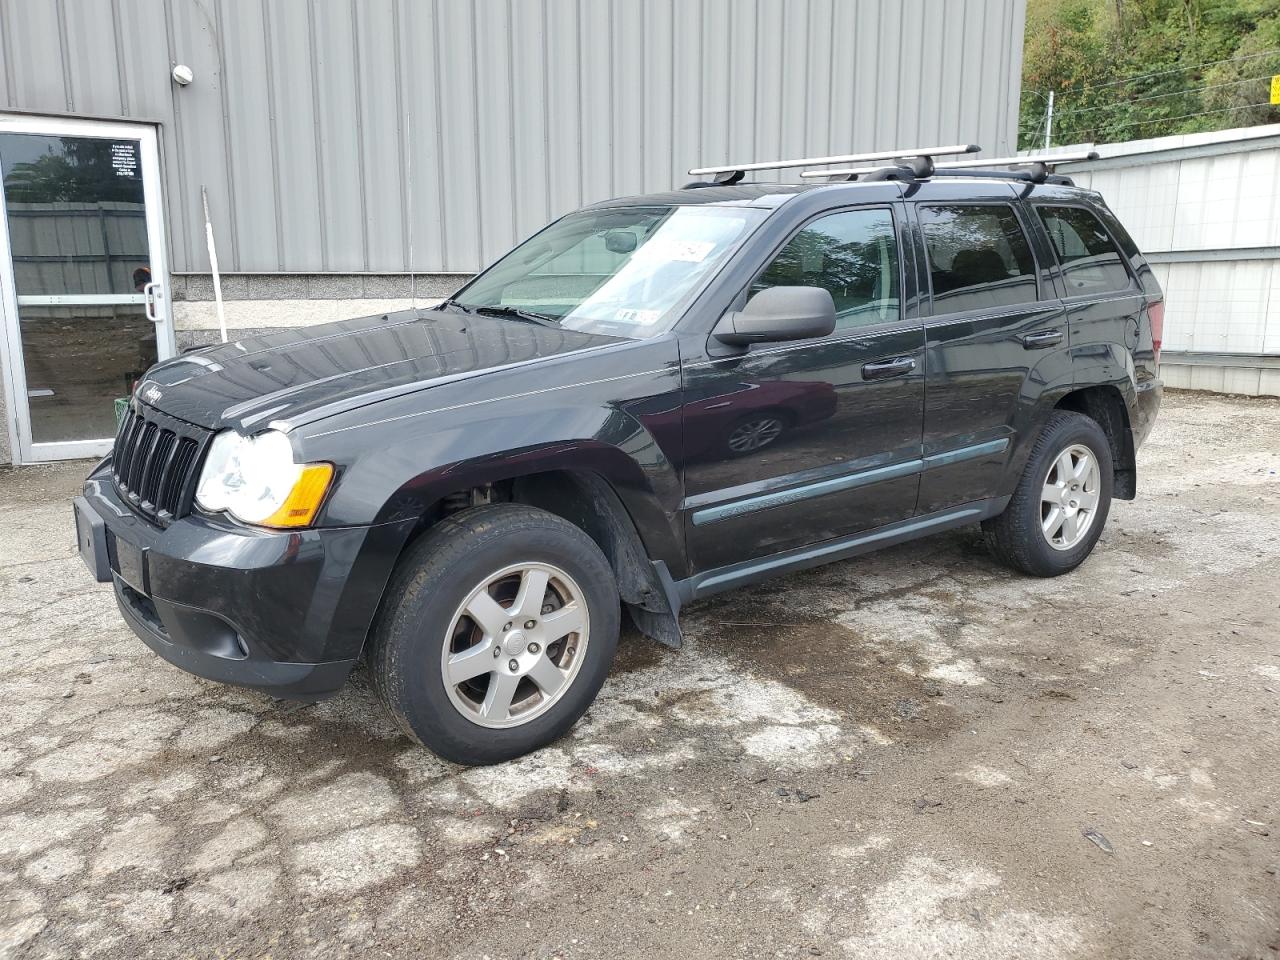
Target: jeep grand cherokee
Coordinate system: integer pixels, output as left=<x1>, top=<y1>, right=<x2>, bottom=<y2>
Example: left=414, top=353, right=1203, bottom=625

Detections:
left=75, top=156, right=1162, bottom=764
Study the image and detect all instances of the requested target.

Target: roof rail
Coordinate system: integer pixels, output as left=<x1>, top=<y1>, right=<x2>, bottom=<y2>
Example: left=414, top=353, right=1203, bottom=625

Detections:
left=685, top=143, right=981, bottom=185
left=799, top=150, right=1101, bottom=182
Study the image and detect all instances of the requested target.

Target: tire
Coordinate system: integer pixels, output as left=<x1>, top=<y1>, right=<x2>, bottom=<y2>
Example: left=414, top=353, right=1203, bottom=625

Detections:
left=369, top=504, right=620, bottom=765
left=982, top=410, right=1114, bottom=578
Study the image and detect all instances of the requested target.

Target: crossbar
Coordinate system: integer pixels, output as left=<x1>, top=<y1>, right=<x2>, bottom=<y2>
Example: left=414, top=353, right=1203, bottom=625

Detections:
left=688, top=143, right=980, bottom=177
left=799, top=150, right=1101, bottom=178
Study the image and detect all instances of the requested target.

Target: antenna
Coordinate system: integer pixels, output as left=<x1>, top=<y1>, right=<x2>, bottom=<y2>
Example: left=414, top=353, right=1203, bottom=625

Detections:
left=405, top=107, right=418, bottom=314
left=201, top=185, right=228, bottom=344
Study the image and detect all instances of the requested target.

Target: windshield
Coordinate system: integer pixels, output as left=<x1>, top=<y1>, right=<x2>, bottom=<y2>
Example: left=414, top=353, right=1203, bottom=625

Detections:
left=452, top=205, right=765, bottom=337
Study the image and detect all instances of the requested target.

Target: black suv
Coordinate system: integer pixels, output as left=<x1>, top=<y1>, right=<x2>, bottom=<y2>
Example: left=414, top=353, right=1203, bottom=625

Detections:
left=75, top=157, right=1162, bottom=764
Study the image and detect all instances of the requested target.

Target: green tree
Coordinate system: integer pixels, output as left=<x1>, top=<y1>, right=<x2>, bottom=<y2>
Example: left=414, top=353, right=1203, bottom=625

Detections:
left=1020, top=0, right=1280, bottom=148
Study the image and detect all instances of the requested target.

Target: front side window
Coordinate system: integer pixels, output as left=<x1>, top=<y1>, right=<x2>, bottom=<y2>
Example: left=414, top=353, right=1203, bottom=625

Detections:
left=750, top=207, right=901, bottom=330
left=920, top=203, right=1039, bottom=313
left=454, top=205, right=764, bottom=337
left=1036, top=205, right=1133, bottom=296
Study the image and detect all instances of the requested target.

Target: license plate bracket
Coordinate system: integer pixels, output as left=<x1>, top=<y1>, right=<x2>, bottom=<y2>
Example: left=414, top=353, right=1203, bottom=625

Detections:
left=73, top=496, right=111, bottom=583
left=114, top=535, right=149, bottom=596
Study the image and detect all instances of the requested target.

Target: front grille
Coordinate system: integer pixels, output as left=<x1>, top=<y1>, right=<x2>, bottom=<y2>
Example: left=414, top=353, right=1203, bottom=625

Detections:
left=111, top=404, right=212, bottom=525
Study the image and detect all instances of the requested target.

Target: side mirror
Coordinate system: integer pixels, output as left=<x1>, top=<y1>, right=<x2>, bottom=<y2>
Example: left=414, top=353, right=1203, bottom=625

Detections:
left=712, top=286, right=836, bottom=347
left=604, top=230, right=638, bottom=254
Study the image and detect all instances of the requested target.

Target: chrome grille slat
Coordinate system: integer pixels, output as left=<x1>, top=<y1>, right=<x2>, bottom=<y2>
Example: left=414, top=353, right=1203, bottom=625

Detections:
left=113, top=413, right=144, bottom=484
left=127, top=422, right=157, bottom=491
left=110, top=403, right=213, bottom=526
left=140, top=430, right=176, bottom=507
left=159, top=438, right=199, bottom=516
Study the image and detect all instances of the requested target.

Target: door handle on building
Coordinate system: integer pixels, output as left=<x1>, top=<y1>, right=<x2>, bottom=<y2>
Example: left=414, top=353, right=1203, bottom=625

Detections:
left=143, top=281, right=162, bottom=322
left=1021, top=329, right=1063, bottom=349
left=862, top=357, right=916, bottom=381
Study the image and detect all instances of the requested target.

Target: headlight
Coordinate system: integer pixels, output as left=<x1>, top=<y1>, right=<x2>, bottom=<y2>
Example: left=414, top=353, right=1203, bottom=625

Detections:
left=195, top=429, right=333, bottom=528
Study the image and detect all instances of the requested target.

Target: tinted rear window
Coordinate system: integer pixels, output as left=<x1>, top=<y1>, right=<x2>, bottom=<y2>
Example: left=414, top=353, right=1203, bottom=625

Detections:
left=1036, top=205, right=1133, bottom=296
left=920, top=204, right=1039, bottom=313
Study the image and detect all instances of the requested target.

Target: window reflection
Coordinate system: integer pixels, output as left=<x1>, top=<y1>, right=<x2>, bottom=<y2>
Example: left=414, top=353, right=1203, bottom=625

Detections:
left=920, top=204, right=1039, bottom=313
left=752, top=208, right=901, bottom=330
left=1037, top=205, right=1132, bottom=295
left=457, top=205, right=764, bottom=337
left=0, top=134, right=150, bottom=296
left=19, top=305, right=157, bottom=443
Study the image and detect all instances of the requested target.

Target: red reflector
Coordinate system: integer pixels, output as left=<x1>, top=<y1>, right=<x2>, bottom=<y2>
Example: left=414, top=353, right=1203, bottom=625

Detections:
left=1148, top=300, right=1164, bottom=365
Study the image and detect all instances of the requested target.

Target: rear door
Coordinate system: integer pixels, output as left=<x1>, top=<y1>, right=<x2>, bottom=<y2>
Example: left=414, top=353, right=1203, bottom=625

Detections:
left=680, top=200, right=926, bottom=572
left=907, top=181, right=1071, bottom=514
left=1029, top=200, right=1147, bottom=391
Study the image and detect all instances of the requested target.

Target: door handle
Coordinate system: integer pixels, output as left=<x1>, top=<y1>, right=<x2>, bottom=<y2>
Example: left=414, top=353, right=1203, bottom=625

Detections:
left=1021, top=329, right=1063, bottom=349
left=143, top=281, right=163, bottom=323
left=862, top=357, right=916, bottom=381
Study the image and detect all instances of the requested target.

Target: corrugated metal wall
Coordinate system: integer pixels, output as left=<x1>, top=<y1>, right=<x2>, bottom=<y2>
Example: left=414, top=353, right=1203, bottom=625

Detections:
left=1061, top=125, right=1280, bottom=397
left=0, top=0, right=1026, bottom=275
left=5, top=203, right=149, bottom=295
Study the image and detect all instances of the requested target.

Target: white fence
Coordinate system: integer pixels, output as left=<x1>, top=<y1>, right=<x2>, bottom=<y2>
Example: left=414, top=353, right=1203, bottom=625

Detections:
left=1056, top=125, right=1280, bottom=397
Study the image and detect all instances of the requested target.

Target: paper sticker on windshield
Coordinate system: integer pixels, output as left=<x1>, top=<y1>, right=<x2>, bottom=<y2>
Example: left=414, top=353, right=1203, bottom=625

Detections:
left=638, top=238, right=716, bottom=263
left=615, top=308, right=662, bottom=325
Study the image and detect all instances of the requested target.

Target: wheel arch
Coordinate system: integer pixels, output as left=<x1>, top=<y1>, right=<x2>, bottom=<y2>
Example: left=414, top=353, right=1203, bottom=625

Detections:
left=1054, top=384, right=1136, bottom=499
left=510, top=471, right=684, bottom=648
left=383, top=464, right=684, bottom=650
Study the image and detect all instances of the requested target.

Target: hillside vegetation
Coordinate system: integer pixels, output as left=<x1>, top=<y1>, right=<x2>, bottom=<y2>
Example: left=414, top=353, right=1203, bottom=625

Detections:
left=1020, top=0, right=1280, bottom=147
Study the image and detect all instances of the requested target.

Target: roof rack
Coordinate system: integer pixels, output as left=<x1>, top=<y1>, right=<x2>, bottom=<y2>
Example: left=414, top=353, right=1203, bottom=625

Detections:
left=799, top=150, right=1101, bottom=184
left=685, top=143, right=981, bottom=186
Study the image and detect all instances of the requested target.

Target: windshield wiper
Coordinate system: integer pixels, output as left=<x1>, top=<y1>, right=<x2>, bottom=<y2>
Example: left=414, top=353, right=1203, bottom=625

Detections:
left=472, top=305, right=561, bottom=328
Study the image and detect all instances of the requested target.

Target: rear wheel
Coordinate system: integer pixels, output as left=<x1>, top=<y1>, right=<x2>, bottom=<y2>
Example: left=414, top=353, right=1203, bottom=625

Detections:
left=982, top=411, right=1113, bottom=577
left=369, top=504, right=620, bottom=765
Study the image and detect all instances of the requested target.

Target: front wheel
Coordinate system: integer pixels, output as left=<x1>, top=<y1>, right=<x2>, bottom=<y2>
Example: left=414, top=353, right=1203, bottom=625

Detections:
left=369, top=504, right=620, bottom=765
left=982, top=411, right=1114, bottom=577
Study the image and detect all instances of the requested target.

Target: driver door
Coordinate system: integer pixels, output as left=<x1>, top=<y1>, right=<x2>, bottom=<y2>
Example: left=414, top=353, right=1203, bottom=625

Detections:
left=680, top=204, right=926, bottom=572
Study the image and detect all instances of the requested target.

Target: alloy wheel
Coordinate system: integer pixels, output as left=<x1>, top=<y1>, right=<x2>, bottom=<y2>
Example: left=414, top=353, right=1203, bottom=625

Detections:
left=440, top=562, right=590, bottom=728
left=1040, top=443, right=1101, bottom=551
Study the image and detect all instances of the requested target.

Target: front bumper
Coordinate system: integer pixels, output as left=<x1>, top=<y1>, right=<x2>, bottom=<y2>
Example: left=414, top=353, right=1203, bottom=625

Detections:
left=76, top=461, right=415, bottom=700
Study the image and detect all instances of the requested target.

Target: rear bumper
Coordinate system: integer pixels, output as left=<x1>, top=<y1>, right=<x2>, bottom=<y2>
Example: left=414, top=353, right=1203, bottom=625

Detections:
left=76, top=461, right=414, bottom=700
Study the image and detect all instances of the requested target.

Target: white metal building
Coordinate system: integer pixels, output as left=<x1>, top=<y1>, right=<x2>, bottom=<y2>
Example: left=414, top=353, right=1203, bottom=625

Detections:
left=0, top=0, right=1029, bottom=465
left=1055, top=124, right=1280, bottom=397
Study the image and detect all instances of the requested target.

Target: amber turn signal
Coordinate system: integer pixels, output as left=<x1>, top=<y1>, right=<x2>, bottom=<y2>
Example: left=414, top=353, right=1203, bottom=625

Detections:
left=261, top=463, right=335, bottom=528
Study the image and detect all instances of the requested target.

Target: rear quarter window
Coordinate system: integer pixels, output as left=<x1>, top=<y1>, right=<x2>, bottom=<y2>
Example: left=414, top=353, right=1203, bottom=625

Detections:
left=919, top=203, right=1040, bottom=314
left=1036, top=205, right=1134, bottom=297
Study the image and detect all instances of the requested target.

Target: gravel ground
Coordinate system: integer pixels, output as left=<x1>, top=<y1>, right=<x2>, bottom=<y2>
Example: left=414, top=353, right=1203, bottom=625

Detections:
left=2, top=390, right=1278, bottom=960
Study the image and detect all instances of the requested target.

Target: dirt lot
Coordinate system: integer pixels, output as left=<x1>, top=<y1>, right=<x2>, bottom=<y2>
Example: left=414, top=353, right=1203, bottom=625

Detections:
left=1, top=390, right=1278, bottom=960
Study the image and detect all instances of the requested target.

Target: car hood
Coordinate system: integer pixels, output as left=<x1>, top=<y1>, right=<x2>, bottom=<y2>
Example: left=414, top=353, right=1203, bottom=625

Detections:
left=139, top=308, right=622, bottom=431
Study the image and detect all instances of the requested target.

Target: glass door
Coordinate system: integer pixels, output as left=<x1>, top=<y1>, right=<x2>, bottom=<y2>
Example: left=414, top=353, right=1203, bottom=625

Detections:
left=0, top=115, right=173, bottom=463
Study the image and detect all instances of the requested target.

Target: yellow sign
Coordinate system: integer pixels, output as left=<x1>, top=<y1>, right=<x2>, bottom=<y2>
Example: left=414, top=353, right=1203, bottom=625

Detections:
left=1272, top=75, right=1280, bottom=106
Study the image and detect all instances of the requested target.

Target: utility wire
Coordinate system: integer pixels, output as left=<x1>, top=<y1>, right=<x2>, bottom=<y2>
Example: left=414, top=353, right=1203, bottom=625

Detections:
left=1022, top=112, right=1047, bottom=149
left=1055, top=74, right=1279, bottom=119
left=1103, top=100, right=1275, bottom=131
left=1049, top=47, right=1280, bottom=95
